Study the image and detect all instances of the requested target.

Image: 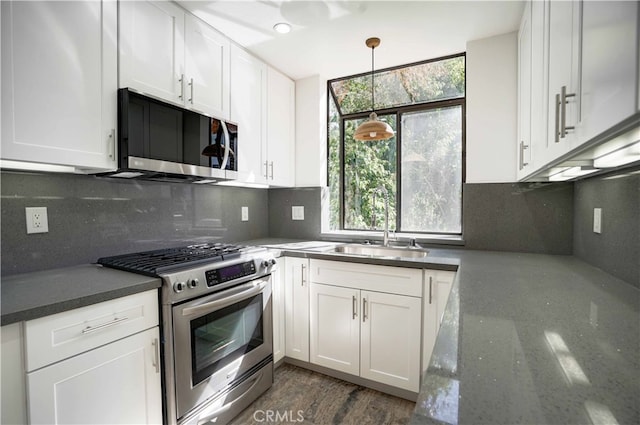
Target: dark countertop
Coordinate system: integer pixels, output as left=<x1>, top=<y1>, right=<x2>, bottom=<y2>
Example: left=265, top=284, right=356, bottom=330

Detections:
left=1, top=264, right=161, bottom=325
left=2, top=239, right=638, bottom=424
left=247, top=239, right=640, bottom=425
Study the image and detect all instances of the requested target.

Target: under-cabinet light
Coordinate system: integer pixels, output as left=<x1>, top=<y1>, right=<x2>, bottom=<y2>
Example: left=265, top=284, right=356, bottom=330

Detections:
left=593, top=141, right=640, bottom=168
left=549, top=166, right=599, bottom=181
left=216, top=181, right=269, bottom=189
left=0, top=159, right=76, bottom=174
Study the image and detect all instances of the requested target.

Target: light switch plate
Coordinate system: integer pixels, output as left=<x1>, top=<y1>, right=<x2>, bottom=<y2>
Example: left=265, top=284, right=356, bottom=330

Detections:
left=241, top=206, right=249, bottom=222
left=593, top=208, right=602, bottom=234
left=292, top=206, right=305, bottom=221
left=26, top=207, right=49, bottom=234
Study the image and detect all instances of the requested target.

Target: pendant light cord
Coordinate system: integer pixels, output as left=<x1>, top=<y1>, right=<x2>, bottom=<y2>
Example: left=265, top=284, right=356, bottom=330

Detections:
left=371, top=45, right=375, bottom=113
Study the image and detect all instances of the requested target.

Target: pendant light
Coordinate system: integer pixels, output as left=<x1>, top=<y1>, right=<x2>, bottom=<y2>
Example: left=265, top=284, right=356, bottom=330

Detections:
left=354, top=37, right=395, bottom=141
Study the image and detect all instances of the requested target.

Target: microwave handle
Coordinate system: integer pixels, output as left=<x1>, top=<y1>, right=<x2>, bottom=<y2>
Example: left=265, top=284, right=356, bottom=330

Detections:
left=220, top=121, right=231, bottom=170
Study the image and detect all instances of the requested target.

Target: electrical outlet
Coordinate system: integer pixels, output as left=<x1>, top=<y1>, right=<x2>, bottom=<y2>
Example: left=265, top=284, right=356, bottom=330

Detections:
left=292, top=206, right=305, bottom=221
left=593, top=208, right=602, bottom=234
left=26, top=207, right=49, bottom=234
left=241, top=206, right=249, bottom=222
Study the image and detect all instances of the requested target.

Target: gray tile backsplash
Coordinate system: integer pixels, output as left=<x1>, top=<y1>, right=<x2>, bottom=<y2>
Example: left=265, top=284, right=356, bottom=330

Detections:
left=2, top=169, right=637, bottom=287
left=463, top=182, right=574, bottom=254
left=573, top=168, right=639, bottom=288
left=1, top=171, right=269, bottom=275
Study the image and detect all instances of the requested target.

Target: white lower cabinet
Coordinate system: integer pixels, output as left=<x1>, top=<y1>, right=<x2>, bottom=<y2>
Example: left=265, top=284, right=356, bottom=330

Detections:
left=310, top=282, right=421, bottom=392
left=23, top=289, right=162, bottom=424
left=27, top=327, right=162, bottom=425
left=284, top=257, right=310, bottom=361
left=308, top=259, right=423, bottom=393
left=422, top=270, right=456, bottom=371
left=1, top=323, right=27, bottom=424
left=271, top=261, right=286, bottom=363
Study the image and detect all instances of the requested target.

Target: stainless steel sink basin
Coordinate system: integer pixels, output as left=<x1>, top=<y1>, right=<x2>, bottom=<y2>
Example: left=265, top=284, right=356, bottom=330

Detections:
left=332, top=244, right=428, bottom=258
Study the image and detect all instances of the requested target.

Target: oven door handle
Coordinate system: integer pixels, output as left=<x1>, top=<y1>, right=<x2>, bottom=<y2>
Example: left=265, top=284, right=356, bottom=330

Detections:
left=182, top=280, right=267, bottom=317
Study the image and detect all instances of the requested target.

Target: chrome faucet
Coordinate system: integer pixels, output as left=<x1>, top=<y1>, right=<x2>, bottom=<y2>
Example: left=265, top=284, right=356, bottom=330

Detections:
left=374, top=186, right=390, bottom=247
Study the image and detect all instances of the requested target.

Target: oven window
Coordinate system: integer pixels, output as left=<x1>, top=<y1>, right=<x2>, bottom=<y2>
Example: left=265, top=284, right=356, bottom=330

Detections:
left=190, top=293, right=264, bottom=386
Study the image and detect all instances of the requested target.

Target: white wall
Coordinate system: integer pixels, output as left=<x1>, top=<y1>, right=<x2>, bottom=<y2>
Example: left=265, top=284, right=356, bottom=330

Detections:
left=294, top=75, right=327, bottom=187
left=466, top=32, right=518, bottom=183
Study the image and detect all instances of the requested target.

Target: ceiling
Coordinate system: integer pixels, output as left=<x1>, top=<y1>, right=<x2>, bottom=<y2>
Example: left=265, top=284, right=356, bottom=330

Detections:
left=177, top=0, right=525, bottom=81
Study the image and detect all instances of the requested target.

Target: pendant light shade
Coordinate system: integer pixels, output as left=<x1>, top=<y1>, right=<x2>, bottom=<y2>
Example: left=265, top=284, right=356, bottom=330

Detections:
left=354, top=112, right=395, bottom=141
left=354, top=37, right=395, bottom=141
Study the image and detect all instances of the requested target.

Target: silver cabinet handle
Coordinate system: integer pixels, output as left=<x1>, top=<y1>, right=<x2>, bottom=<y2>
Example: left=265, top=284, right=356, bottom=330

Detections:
left=108, top=129, right=116, bottom=160
left=555, top=93, right=561, bottom=143
left=82, top=316, right=128, bottom=334
left=179, top=74, right=184, bottom=100
left=560, top=85, right=575, bottom=137
left=189, top=78, right=194, bottom=104
left=269, top=161, right=274, bottom=180
left=264, top=161, right=269, bottom=179
left=352, top=295, right=357, bottom=319
left=429, top=276, right=433, bottom=305
left=301, top=264, right=306, bottom=286
left=519, top=141, right=529, bottom=170
left=152, top=338, right=160, bottom=374
left=362, top=297, right=368, bottom=322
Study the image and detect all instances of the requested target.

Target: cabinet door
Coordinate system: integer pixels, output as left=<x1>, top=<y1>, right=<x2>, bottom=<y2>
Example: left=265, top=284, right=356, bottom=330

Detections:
left=517, top=1, right=533, bottom=178
left=1, top=323, right=27, bottom=425
left=1, top=0, right=117, bottom=170
left=360, top=291, right=421, bottom=392
left=27, top=327, right=162, bottom=425
left=580, top=1, right=638, bottom=143
left=266, top=67, right=295, bottom=187
left=284, top=258, right=309, bottom=361
left=545, top=0, right=581, bottom=159
left=119, top=0, right=185, bottom=105
left=271, top=263, right=285, bottom=363
left=422, top=271, right=455, bottom=371
left=185, top=14, right=230, bottom=120
left=230, top=46, right=268, bottom=184
left=310, top=283, right=360, bottom=375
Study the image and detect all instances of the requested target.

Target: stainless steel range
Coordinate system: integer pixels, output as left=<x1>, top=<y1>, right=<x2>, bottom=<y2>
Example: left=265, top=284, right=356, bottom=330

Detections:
left=98, top=243, right=276, bottom=425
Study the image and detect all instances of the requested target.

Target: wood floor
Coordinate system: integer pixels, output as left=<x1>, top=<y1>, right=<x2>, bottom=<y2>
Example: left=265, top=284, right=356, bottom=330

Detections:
left=229, top=363, right=416, bottom=425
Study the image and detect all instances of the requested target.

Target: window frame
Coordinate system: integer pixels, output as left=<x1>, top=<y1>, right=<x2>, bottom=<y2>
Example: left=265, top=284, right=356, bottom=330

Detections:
left=327, top=53, right=467, bottom=236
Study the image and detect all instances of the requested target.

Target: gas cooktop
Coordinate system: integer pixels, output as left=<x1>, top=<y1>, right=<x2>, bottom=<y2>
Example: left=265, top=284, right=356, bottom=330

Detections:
left=97, top=243, right=255, bottom=277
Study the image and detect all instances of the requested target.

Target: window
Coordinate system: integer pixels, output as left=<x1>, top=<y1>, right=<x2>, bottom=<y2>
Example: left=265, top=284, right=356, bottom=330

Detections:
left=328, top=54, right=465, bottom=235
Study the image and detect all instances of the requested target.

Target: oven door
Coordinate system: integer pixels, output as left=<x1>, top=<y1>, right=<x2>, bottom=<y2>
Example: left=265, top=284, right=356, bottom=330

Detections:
left=172, top=277, right=272, bottom=420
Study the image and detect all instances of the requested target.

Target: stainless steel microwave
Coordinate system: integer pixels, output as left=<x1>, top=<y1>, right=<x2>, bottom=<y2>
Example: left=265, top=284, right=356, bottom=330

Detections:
left=101, top=89, right=237, bottom=182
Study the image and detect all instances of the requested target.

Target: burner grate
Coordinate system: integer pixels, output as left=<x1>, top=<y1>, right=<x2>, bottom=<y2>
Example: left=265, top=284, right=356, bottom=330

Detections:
left=97, top=243, right=246, bottom=276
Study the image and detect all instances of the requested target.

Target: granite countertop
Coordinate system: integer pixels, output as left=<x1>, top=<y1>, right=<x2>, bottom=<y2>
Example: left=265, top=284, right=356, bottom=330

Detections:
left=247, top=239, right=640, bottom=425
left=1, top=264, right=161, bottom=325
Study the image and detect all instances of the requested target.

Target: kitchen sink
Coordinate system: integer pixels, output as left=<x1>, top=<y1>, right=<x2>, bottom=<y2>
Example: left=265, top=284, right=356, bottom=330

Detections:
left=331, top=244, right=429, bottom=259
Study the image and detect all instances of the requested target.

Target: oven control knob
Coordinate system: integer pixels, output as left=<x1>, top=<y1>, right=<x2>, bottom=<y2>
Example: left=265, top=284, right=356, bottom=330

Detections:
left=173, top=281, right=185, bottom=293
left=188, top=278, right=199, bottom=289
left=262, top=259, right=277, bottom=268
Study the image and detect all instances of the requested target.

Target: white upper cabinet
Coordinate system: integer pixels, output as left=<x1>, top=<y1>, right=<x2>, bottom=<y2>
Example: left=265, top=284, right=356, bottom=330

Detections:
left=230, top=45, right=268, bottom=184
left=184, top=14, right=230, bottom=119
left=1, top=0, right=118, bottom=171
left=517, top=0, right=639, bottom=180
left=266, top=67, right=296, bottom=187
left=517, top=1, right=533, bottom=179
left=545, top=0, right=582, bottom=161
left=119, top=1, right=230, bottom=120
left=579, top=1, right=638, bottom=143
left=119, top=0, right=185, bottom=105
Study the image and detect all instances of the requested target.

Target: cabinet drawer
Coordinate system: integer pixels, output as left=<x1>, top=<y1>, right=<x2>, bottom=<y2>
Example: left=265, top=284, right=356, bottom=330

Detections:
left=25, top=290, right=158, bottom=372
left=309, top=259, right=422, bottom=297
